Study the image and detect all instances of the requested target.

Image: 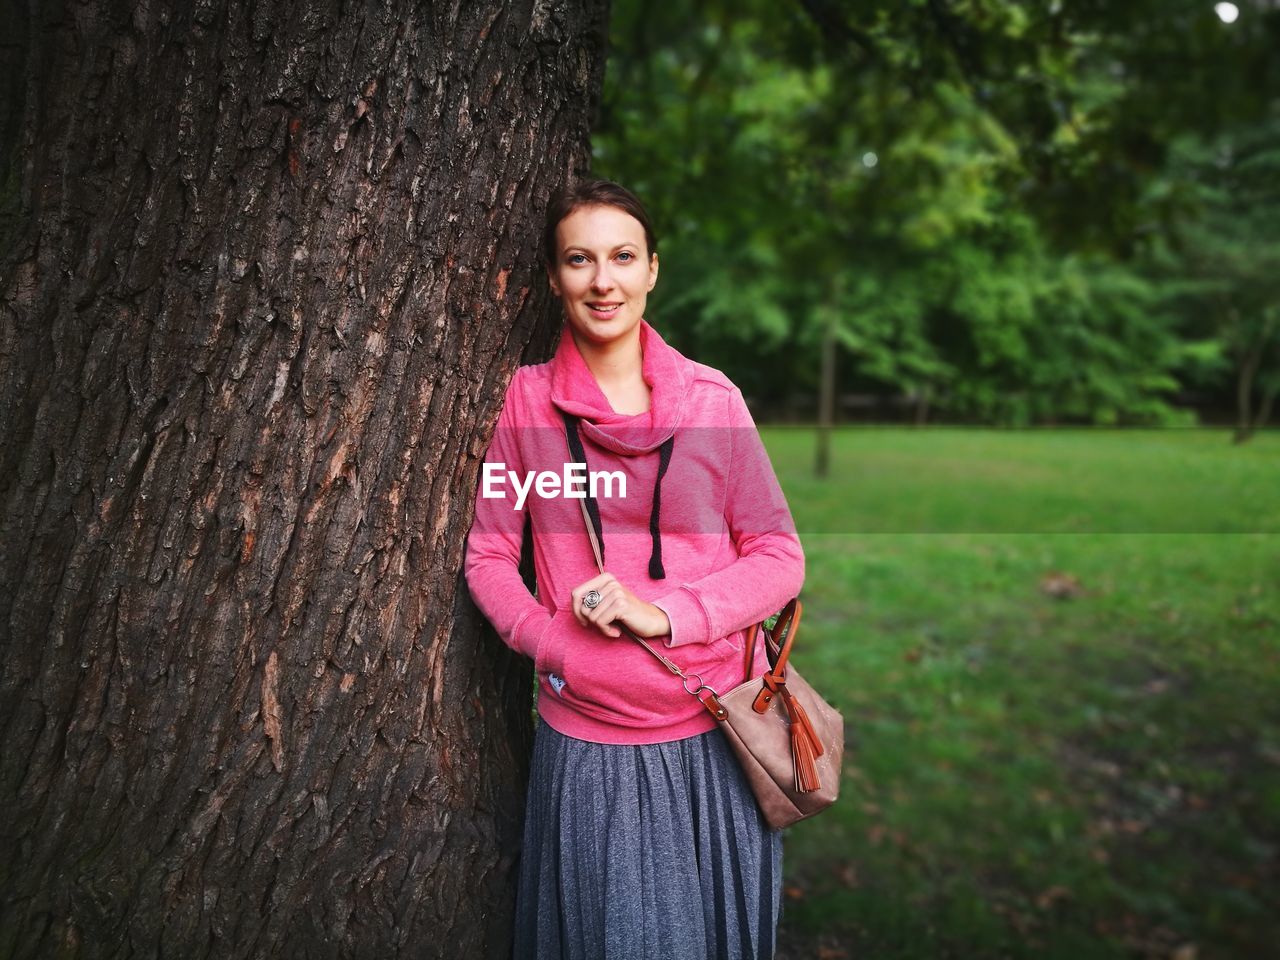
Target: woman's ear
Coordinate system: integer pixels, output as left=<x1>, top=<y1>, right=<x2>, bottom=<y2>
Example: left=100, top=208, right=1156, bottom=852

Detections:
left=547, top=266, right=561, bottom=298
left=647, top=252, right=659, bottom=291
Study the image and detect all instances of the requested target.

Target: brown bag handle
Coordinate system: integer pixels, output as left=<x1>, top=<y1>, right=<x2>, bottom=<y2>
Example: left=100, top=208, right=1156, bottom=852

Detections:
left=768, top=597, right=803, bottom=677
left=742, top=597, right=802, bottom=685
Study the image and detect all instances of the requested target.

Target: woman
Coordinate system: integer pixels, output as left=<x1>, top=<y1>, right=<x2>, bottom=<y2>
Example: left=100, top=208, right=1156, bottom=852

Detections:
left=464, top=179, right=805, bottom=960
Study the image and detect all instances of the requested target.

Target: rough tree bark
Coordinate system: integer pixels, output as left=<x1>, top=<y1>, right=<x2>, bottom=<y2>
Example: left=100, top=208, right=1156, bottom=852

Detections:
left=0, top=1, right=609, bottom=956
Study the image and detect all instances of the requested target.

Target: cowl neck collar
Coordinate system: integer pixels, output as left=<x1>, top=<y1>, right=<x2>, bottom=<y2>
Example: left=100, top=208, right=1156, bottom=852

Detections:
left=549, top=319, right=690, bottom=456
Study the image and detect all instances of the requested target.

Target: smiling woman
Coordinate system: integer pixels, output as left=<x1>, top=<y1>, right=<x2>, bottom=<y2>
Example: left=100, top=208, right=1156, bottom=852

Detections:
left=544, top=199, right=660, bottom=414
left=548, top=204, right=656, bottom=330
left=465, top=179, right=805, bottom=959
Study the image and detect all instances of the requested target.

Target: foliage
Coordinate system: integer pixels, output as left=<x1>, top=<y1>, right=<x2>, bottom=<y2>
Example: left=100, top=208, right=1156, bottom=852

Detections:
left=593, top=0, right=1280, bottom=427
left=1149, top=109, right=1280, bottom=438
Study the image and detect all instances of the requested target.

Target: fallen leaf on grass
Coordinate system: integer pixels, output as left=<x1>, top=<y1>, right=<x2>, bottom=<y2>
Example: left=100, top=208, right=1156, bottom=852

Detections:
left=1115, top=923, right=1188, bottom=957
left=817, top=947, right=849, bottom=960
left=784, top=885, right=806, bottom=901
left=1091, top=759, right=1123, bottom=779
left=992, top=899, right=1038, bottom=934
left=1258, top=744, right=1280, bottom=767
left=1039, top=571, right=1084, bottom=599
left=1035, top=885, right=1072, bottom=909
left=833, top=863, right=859, bottom=888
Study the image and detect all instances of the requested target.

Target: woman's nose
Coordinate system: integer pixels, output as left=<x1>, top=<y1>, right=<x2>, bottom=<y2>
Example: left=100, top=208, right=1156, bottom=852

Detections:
left=590, top=265, right=614, bottom=292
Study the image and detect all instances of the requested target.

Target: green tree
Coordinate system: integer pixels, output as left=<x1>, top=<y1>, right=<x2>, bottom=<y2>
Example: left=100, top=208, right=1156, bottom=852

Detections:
left=593, top=0, right=1280, bottom=445
left=1153, top=114, right=1280, bottom=442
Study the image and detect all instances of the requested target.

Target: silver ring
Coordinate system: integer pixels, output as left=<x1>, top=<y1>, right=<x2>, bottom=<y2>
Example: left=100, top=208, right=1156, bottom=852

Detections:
left=582, top=590, right=602, bottom=610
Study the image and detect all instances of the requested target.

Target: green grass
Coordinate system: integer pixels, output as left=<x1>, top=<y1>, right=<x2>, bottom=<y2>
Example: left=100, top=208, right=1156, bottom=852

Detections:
left=769, top=426, right=1280, bottom=535
left=763, top=427, right=1280, bottom=960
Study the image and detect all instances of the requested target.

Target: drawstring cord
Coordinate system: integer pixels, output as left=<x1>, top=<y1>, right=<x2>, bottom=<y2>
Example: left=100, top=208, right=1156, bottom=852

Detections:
left=560, top=411, right=674, bottom=580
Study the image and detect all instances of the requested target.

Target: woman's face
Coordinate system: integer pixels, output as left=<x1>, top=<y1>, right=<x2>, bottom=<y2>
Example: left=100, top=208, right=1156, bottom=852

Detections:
left=547, top=204, right=659, bottom=349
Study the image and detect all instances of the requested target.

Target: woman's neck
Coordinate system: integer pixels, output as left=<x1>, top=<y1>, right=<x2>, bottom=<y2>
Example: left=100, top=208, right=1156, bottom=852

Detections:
left=572, top=326, right=650, bottom=415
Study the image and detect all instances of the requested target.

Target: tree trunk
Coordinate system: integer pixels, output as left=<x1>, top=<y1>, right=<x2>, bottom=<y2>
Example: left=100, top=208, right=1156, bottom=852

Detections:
left=0, top=2, right=609, bottom=957
left=913, top=385, right=931, bottom=426
left=1231, top=310, right=1274, bottom=445
left=1254, top=311, right=1279, bottom=432
left=814, top=278, right=840, bottom=479
left=1257, top=381, right=1278, bottom=432
left=1233, top=352, right=1255, bottom=444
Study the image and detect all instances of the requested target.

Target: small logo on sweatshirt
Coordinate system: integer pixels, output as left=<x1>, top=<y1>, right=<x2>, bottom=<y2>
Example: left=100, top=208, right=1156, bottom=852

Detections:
left=547, top=673, right=568, bottom=697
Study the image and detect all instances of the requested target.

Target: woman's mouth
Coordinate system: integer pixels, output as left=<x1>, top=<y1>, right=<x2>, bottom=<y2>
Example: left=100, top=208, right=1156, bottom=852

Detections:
left=586, top=302, right=621, bottom=319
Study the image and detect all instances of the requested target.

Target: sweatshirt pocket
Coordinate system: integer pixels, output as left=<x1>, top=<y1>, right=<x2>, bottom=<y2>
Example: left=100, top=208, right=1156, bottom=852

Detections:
left=532, top=610, right=569, bottom=680
left=711, top=627, right=745, bottom=658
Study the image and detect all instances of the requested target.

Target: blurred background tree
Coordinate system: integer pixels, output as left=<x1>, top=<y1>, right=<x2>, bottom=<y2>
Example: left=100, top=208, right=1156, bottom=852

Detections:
left=1151, top=111, right=1280, bottom=443
left=590, top=0, right=1280, bottom=447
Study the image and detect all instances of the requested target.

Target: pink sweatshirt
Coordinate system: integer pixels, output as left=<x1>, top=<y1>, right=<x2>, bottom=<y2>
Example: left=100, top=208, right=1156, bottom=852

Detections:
left=464, top=320, right=805, bottom=744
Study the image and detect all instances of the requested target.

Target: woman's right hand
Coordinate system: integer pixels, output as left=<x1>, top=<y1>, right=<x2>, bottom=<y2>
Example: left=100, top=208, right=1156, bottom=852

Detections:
left=570, top=572, right=671, bottom=640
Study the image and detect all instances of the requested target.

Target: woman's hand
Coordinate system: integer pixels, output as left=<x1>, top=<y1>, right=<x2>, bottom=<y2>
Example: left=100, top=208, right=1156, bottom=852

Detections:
left=570, top=572, right=671, bottom=639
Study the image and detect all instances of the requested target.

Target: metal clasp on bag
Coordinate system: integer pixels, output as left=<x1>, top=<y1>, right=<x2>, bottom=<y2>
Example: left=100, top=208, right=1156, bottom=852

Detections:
left=682, top=673, right=728, bottom=721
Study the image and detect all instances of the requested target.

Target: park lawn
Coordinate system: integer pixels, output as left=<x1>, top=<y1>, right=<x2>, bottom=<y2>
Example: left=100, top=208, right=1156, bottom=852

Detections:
left=761, top=427, right=1279, bottom=960
left=768, top=425, right=1280, bottom=536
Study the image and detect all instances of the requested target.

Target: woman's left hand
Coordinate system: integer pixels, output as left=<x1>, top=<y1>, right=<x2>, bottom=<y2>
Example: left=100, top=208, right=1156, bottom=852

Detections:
left=570, top=572, right=671, bottom=639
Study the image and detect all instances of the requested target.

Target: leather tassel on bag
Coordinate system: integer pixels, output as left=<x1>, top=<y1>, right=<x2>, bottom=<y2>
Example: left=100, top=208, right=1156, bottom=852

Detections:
left=788, top=694, right=824, bottom=760
left=782, top=688, right=824, bottom=793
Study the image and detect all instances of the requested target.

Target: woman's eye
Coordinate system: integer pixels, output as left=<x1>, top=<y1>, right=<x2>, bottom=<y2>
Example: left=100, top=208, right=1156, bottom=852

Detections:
left=617, top=252, right=633, bottom=262
left=568, top=254, right=587, bottom=265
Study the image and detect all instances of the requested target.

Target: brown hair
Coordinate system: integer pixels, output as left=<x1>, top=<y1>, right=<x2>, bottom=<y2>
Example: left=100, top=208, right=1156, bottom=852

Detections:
left=542, top=179, right=658, bottom=268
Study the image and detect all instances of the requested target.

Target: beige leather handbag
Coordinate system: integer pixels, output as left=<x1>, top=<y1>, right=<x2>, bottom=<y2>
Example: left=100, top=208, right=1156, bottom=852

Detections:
left=710, top=599, right=845, bottom=828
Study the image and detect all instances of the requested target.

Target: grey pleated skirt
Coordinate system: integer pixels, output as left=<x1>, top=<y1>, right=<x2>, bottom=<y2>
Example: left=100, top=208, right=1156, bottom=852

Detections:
left=513, top=720, right=784, bottom=960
